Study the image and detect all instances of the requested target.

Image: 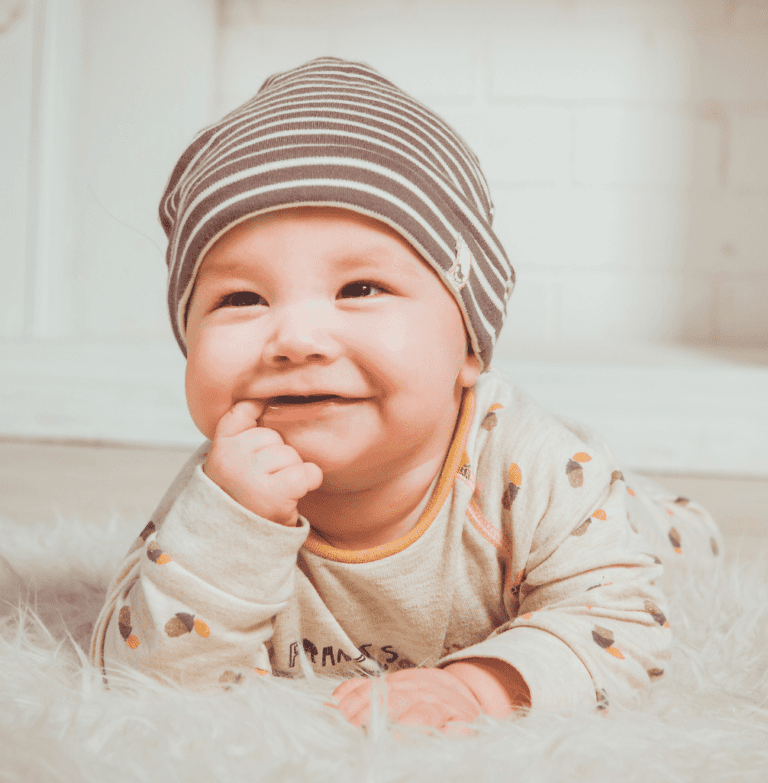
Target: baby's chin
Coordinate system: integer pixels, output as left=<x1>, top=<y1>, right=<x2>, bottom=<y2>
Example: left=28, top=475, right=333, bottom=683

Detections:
left=279, top=430, right=382, bottom=491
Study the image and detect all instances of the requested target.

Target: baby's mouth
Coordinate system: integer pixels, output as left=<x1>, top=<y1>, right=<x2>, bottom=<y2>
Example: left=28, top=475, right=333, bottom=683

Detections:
left=267, top=394, right=342, bottom=406
left=260, top=394, right=353, bottom=423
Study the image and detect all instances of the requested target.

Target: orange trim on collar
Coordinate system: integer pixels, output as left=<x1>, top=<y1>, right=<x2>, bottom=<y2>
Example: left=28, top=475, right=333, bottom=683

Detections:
left=302, top=387, right=477, bottom=564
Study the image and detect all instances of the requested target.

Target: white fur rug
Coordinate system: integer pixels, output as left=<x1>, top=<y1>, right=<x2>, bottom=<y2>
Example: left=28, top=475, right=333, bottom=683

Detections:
left=2, top=514, right=768, bottom=783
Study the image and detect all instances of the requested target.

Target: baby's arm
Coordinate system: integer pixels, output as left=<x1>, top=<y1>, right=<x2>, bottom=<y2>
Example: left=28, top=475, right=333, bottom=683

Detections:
left=90, top=401, right=322, bottom=688
left=439, top=428, right=672, bottom=714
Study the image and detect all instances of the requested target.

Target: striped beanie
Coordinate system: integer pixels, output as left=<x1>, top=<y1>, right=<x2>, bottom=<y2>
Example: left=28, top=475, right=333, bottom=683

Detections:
left=159, top=57, right=515, bottom=372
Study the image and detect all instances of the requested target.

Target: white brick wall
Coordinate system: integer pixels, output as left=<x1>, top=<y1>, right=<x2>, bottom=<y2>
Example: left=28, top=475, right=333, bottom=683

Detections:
left=218, top=0, right=768, bottom=350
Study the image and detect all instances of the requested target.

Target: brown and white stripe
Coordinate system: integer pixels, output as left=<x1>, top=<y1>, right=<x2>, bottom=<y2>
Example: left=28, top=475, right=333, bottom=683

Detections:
left=159, top=57, right=515, bottom=371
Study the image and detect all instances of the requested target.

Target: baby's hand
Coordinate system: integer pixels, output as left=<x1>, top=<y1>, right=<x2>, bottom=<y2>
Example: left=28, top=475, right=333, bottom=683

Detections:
left=203, top=399, right=323, bottom=526
left=329, top=668, right=483, bottom=734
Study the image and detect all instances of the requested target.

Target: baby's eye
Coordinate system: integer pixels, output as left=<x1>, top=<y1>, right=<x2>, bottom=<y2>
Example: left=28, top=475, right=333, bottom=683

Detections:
left=337, top=281, right=386, bottom=299
left=219, top=291, right=265, bottom=308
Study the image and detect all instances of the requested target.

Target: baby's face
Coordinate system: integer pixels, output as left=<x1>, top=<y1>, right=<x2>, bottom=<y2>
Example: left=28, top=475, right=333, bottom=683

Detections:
left=185, top=206, right=480, bottom=491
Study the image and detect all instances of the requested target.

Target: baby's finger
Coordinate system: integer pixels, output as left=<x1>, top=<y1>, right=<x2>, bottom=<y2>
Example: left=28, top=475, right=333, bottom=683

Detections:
left=441, top=721, right=475, bottom=738
left=331, top=676, right=369, bottom=703
left=253, top=444, right=305, bottom=475
left=334, top=680, right=389, bottom=727
left=214, top=399, right=266, bottom=440
left=397, top=701, right=450, bottom=729
left=270, top=461, right=324, bottom=499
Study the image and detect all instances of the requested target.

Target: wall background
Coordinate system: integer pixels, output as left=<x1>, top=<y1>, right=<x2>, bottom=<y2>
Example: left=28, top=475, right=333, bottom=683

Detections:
left=1, top=0, right=767, bottom=473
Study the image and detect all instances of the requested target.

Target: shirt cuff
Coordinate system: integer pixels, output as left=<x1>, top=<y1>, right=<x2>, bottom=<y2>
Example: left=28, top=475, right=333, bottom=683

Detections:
left=438, top=627, right=597, bottom=713
left=156, top=463, right=310, bottom=603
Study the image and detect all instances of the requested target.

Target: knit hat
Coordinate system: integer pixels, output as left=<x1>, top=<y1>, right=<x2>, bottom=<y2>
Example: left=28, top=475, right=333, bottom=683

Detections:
left=159, top=57, right=515, bottom=372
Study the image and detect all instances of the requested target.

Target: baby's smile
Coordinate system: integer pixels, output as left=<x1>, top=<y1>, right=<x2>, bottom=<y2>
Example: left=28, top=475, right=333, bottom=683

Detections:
left=260, top=394, right=364, bottom=423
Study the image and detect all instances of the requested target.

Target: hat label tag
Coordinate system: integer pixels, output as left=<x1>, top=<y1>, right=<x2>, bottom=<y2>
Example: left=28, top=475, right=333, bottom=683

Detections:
left=449, top=234, right=473, bottom=291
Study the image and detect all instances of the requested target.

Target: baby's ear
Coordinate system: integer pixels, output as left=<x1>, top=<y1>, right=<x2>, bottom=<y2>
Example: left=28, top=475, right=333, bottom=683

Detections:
left=459, top=351, right=481, bottom=388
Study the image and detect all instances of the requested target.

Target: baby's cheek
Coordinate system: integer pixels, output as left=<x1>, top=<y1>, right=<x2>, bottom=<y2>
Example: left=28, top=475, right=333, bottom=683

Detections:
left=185, top=366, right=227, bottom=440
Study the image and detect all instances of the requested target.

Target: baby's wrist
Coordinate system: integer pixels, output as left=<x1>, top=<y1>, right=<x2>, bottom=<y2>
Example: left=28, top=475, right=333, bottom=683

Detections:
left=443, top=657, right=531, bottom=718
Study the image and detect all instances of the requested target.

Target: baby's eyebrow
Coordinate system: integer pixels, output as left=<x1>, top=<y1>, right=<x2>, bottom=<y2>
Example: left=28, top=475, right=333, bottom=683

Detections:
left=332, top=249, right=418, bottom=277
left=200, top=246, right=420, bottom=281
left=197, top=258, right=255, bottom=282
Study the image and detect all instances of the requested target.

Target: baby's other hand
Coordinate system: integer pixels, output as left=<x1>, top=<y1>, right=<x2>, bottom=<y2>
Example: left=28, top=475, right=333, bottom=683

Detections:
left=329, top=668, right=483, bottom=735
left=203, top=399, right=323, bottom=526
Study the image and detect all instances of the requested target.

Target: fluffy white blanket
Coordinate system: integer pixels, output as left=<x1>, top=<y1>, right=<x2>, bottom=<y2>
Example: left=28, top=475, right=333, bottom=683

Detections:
left=1, top=515, right=767, bottom=783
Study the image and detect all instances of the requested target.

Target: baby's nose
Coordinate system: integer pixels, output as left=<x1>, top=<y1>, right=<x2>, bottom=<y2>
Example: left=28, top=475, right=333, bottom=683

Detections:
left=263, top=302, right=339, bottom=365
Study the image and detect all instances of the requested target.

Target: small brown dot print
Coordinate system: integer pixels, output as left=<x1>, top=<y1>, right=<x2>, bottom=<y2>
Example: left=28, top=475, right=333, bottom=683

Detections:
left=139, top=520, right=156, bottom=541
left=610, top=471, right=625, bottom=484
left=397, top=658, right=416, bottom=670
left=566, top=459, right=584, bottom=488
left=644, top=600, right=669, bottom=627
left=649, top=554, right=663, bottom=565
left=481, top=403, right=504, bottom=430
left=118, top=606, right=132, bottom=640
left=592, top=626, right=625, bottom=659
left=571, top=519, right=591, bottom=537
left=146, top=541, right=171, bottom=564
left=648, top=668, right=665, bottom=680
left=591, top=509, right=606, bottom=520
left=165, top=617, right=188, bottom=637
left=711, top=537, right=720, bottom=556
left=501, top=484, right=518, bottom=510
left=509, top=569, right=525, bottom=597
left=596, top=689, right=609, bottom=712
left=668, top=527, right=682, bottom=553
left=481, top=412, right=497, bottom=431
left=674, top=497, right=690, bottom=506
left=502, top=462, right=522, bottom=509
left=165, top=612, right=195, bottom=637
left=219, top=670, right=243, bottom=686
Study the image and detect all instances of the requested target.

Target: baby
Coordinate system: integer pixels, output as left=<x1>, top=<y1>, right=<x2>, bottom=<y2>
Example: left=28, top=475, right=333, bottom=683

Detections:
left=91, top=57, right=722, bottom=732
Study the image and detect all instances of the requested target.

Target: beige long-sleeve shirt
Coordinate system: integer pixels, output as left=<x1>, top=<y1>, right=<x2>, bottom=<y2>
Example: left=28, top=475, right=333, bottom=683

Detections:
left=91, top=368, right=722, bottom=712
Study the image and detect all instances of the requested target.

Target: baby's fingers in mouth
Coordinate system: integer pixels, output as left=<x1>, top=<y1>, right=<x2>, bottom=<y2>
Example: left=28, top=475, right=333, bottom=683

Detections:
left=215, top=399, right=267, bottom=438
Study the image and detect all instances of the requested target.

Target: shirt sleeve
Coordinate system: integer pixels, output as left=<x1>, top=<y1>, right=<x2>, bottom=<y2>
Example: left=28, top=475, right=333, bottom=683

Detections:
left=90, top=443, right=310, bottom=689
left=438, top=416, right=672, bottom=714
